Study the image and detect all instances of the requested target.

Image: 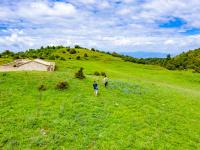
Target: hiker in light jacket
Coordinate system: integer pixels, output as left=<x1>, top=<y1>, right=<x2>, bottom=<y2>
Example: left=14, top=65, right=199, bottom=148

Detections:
left=103, top=75, right=109, bottom=88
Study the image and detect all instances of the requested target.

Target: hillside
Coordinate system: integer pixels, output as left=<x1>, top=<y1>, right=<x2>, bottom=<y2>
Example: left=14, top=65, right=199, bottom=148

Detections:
left=0, top=46, right=118, bottom=63
left=0, top=47, right=200, bottom=149
left=165, top=48, right=200, bottom=71
left=115, top=48, right=200, bottom=73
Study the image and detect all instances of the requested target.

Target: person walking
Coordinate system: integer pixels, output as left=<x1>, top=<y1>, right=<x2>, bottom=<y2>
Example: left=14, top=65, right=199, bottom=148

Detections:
left=103, top=75, right=109, bottom=88
left=93, top=81, right=98, bottom=96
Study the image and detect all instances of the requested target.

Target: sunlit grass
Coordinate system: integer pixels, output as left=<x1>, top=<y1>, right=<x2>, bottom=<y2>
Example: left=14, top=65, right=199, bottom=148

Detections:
left=0, top=58, right=200, bottom=149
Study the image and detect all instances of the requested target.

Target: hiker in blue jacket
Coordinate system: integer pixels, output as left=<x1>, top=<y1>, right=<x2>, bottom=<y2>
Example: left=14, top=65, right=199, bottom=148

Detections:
left=93, top=81, right=98, bottom=96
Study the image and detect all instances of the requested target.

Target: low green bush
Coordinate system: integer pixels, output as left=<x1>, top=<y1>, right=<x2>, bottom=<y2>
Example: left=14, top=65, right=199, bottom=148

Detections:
left=94, top=71, right=100, bottom=76
left=38, top=85, right=47, bottom=91
left=56, top=81, right=69, bottom=90
left=75, top=67, right=85, bottom=79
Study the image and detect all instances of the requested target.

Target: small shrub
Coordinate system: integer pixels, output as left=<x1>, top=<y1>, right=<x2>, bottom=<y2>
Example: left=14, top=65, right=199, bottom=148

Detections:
left=193, top=67, right=200, bottom=73
left=91, top=48, right=95, bottom=51
left=69, top=49, right=76, bottom=54
left=166, top=63, right=176, bottom=70
left=75, top=67, right=85, bottom=79
left=38, top=56, right=45, bottom=59
left=32, top=55, right=37, bottom=59
left=60, top=57, right=66, bottom=61
left=94, top=71, right=100, bottom=76
left=55, top=55, right=60, bottom=59
left=13, top=55, right=20, bottom=59
left=56, top=81, right=69, bottom=90
left=76, top=56, right=81, bottom=60
left=49, top=55, right=55, bottom=60
left=38, top=85, right=47, bottom=91
left=101, top=72, right=106, bottom=76
left=84, top=53, right=88, bottom=57
left=75, top=45, right=81, bottom=48
left=2, top=73, right=7, bottom=77
left=69, top=57, right=71, bottom=59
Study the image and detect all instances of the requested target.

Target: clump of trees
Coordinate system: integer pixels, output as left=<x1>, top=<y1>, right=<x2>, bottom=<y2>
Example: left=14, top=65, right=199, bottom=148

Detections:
left=74, top=45, right=85, bottom=49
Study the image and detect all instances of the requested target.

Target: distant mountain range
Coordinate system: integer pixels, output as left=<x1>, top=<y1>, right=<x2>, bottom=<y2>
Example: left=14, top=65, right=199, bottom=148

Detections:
left=120, top=51, right=169, bottom=58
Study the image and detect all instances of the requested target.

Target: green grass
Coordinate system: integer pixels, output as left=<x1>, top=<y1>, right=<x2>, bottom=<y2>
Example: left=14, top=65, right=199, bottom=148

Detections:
left=0, top=57, right=200, bottom=149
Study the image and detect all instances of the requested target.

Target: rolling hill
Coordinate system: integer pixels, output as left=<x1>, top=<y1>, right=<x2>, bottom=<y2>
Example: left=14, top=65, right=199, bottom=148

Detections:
left=0, top=47, right=200, bottom=149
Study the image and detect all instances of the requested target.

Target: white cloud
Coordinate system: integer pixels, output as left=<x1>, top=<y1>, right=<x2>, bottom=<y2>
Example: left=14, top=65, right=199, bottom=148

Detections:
left=164, top=39, right=175, bottom=45
left=17, top=2, right=77, bottom=19
left=98, top=1, right=110, bottom=9
left=81, top=0, right=96, bottom=4
left=1, top=0, right=200, bottom=54
left=124, top=0, right=135, bottom=4
left=117, top=8, right=132, bottom=15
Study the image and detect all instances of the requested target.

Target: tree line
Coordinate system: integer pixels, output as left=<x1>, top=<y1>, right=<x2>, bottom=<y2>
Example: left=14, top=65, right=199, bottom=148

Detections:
left=109, top=49, right=200, bottom=73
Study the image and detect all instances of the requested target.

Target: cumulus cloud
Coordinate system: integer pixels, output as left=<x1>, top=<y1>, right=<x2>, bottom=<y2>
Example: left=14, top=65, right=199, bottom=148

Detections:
left=0, top=0, right=200, bottom=54
left=17, top=2, right=77, bottom=19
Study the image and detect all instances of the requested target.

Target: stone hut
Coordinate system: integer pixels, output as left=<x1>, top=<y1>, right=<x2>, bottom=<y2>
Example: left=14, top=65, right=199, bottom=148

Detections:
left=0, top=59, right=55, bottom=71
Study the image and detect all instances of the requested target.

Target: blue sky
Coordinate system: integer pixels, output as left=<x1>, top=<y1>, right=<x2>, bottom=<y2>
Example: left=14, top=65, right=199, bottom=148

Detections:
left=1, top=0, right=200, bottom=54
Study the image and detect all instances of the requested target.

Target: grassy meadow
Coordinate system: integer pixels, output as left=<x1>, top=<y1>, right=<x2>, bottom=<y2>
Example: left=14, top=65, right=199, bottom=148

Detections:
left=0, top=50, right=200, bottom=149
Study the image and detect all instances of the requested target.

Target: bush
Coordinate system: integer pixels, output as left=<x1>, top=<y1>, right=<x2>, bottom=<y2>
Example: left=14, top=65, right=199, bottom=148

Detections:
left=37, top=56, right=45, bottom=59
left=2, top=73, right=7, bottom=77
left=91, top=48, right=95, bottom=51
left=84, top=53, right=88, bottom=57
left=75, top=45, right=81, bottom=48
left=101, top=72, right=106, bottom=76
left=13, top=55, right=20, bottom=59
left=76, top=56, right=81, bottom=60
left=56, top=81, right=69, bottom=90
left=193, top=67, right=200, bottom=73
left=38, top=85, right=47, bottom=91
left=49, top=55, right=55, bottom=60
left=55, top=55, right=60, bottom=59
left=166, top=63, right=176, bottom=70
left=94, top=71, right=100, bottom=76
left=32, top=55, right=37, bottom=59
left=69, top=49, right=76, bottom=54
left=60, top=57, right=66, bottom=61
left=75, top=67, right=85, bottom=79
left=112, top=52, right=121, bottom=57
